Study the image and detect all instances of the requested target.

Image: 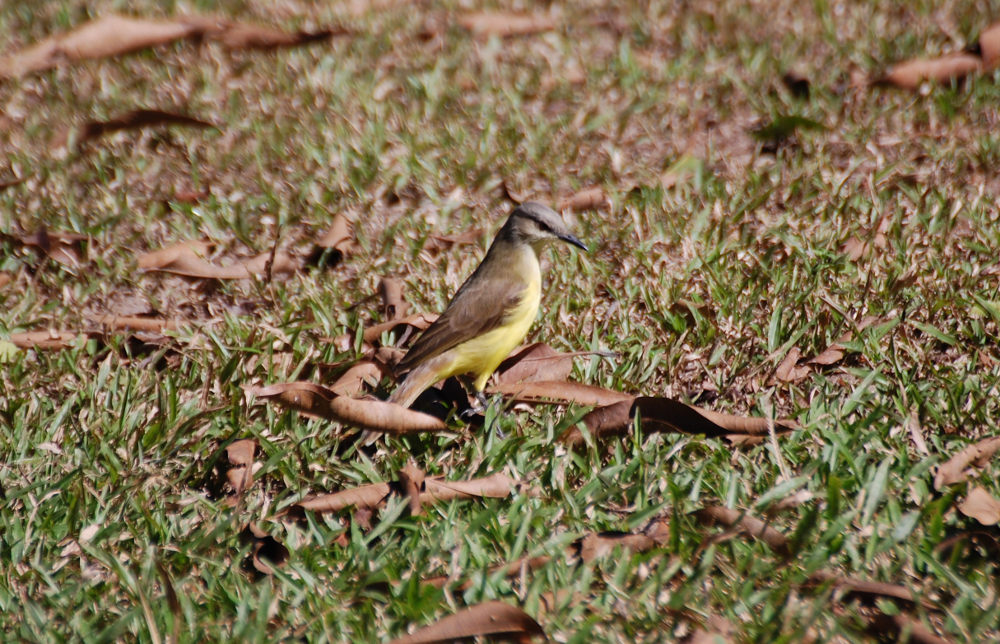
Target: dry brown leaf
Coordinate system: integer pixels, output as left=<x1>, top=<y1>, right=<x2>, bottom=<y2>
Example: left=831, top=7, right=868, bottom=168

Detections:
left=981, top=22, right=1000, bottom=68
left=0, top=272, right=11, bottom=289
left=0, top=14, right=211, bottom=78
left=420, top=472, right=524, bottom=503
left=386, top=600, right=545, bottom=644
left=10, top=330, right=89, bottom=349
left=224, top=439, right=258, bottom=496
left=240, top=522, right=288, bottom=576
left=958, top=486, right=1000, bottom=526
left=292, top=482, right=392, bottom=514
left=69, top=109, right=215, bottom=145
left=139, top=240, right=299, bottom=280
left=309, top=213, right=352, bottom=266
left=0, top=175, right=29, bottom=192
left=864, top=612, right=954, bottom=644
left=457, top=12, right=557, bottom=38
left=488, top=380, right=633, bottom=406
left=934, top=436, right=1000, bottom=489
left=380, top=277, right=410, bottom=320
left=808, top=570, right=934, bottom=609
left=557, top=186, right=607, bottom=212
left=879, top=53, right=982, bottom=89
left=770, top=347, right=810, bottom=384
left=362, top=312, right=438, bottom=345
left=251, top=381, right=447, bottom=434
left=398, top=463, right=425, bottom=516
left=328, top=360, right=383, bottom=397
left=425, top=228, right=483, bottom=254
left=212, top=23, right=338, bottom=50
left=495, top=342, right=575, bottom=385
left=94, top=315, right=182, bottom=333
left=575, top=531, right=656, bottom=562
left=694, top=506, right=791, bottom=557
left=807, top=315, right=879, bottom=366
left=562, top=397, right=797, bottom=447
left=13, top=229, right=88, bottom=267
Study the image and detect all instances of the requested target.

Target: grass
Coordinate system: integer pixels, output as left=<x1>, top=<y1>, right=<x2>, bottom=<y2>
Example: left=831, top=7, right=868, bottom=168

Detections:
left=3, top=0, right=1000, bottom=642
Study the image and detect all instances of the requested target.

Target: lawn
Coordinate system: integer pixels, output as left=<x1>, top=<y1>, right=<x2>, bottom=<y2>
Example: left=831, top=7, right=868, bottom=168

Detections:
left=2, top=0, right=1000, bottom=642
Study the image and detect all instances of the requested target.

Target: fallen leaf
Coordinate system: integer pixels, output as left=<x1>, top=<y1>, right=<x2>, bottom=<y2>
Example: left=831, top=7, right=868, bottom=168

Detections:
left=0, top=272, right=10, bottom=289
left=694, top=506, right=791, bottom=556
left=0, top=14, right=211, bottom=78
left=328, top=360, right=384, bottom=397
left=224, top=439, right=258, bottom=496
left=240, top=523, right=288, bottom=576
left=362, top=312, right=438, bottom=345
left=11, top=229, right=88, bottom=267
left=807, top=315, right=879, bottom=365
left=10, top=330, right=89, bottom=349
left=981, top=22, right=1000, bottom=68
left=557, top=186, right=607, bottom=212
left=288, top=471, right=522, bottom=518
left=879, top=53, right=982, bottom=89
left=495, top=342, right=575, bottom=385
left=212, top=23, right=339, bottom=50
left=308, top=213, right=352, bottom=267
left=425, top=228, right=483, bottom=253
left=958, top=486, right=1000, bottom=525
left=457, top=12, right=557, bottom=38
left=807, top=570, right=934, bottom=609
left=769, top=347, right=810, bottom=384
left=420, top=472, right=525, bottom=504
left=69, top=109, right=215, bottom=145
left=398, top=463, right=425, bottom=516
left=0, top=175, right=29, bottom=191
left=379, top=277, right=410, bottom=320
left=864, top=612, right=954, bottom=644
left=386, top=600, right=545, bottom=644
left=292, top=482, right=392, bottom=514
left=94, top=315, right=182, bottom=333
left=934, top=436, right=1000, bottom=489
left=574, top=531, right=656, bottom=562
left=250, top=381, right=448, bottom=434
left=562, top=397, right=797, bottom=447
left=139, top=240, right=299, bottom=279
left=488, top=380, right=633, bottom=406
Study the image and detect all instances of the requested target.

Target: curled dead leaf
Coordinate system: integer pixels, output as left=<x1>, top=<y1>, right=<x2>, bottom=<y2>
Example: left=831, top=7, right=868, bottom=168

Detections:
left=934, top=436, right=1000, bottom=489
left=807, top=570, right=935, bottom=609
left=212, top=23, right=340, bottom=50
left=574, top=531, right=656, bottom=563
left=864, top=612, right=954, bottom=644
left=223, top=439, right=259, bottom=497
left=0, top=14, right=210, bottom=78
left=10, top=229, right=88, bottom=267
left=557, top=186, right=607, bottom=212
left=379, top=277, right=410, bottom=320
left=362, top=312, right=438, bottom=345
left=10, top=330, right=89, bottom=350
left=562, top=396, right=797, bottom=447
left=94, top=316, right=182, bottom=333
left=694, top=506, right=791, bottom=556
left=250, top=381, right=447, bottom=434
left=457, top=12, right=557, bottom=38
left=495, top=342, right=576, bottom=385
left=67, top=109, right=215, bottom=146
left=488, top=380, right=633, bottom=407
left=240, top=523, right=288, bottom=576
left=292, top=482, right=393, bottom=515
left=879, top=53, right=982, bottom=90
left=328, top=360, right=384, bottom=397
left=980, top=22, right=1000, bottom=68
left=308, top=213, right=352, bottom=267
left=769, top=347, right=810, bottom=384
left=958, top=486, right=1000, bottom=526
left=386, top=600, right=545, bottom=644
left=139, top=240, right=299, bottom=280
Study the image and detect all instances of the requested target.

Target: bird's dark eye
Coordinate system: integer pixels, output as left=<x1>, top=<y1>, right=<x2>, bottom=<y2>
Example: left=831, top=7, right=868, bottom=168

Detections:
left=538, top=220, right=552, bottom=232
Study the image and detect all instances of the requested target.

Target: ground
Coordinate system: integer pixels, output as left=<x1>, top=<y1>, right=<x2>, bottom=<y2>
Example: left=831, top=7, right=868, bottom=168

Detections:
left=2, top=0, right=1000, bottom=642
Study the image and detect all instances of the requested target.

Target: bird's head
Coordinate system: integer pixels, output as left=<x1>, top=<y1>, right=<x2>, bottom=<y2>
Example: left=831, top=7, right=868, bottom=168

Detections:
left=506, top=201, right=588, bottom=252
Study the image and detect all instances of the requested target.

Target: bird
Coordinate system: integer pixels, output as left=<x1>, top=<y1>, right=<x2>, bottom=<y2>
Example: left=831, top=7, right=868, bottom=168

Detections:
left=389, top=201, right=587, bottom=410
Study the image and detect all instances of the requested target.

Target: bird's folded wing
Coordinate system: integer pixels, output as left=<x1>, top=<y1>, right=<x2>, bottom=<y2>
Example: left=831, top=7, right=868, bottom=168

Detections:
left=396, top=275, right=524, bottom=372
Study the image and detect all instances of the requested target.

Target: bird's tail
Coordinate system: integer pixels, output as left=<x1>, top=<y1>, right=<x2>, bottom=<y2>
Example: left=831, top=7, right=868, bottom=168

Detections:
left=387, top=362, right=442, bottom=408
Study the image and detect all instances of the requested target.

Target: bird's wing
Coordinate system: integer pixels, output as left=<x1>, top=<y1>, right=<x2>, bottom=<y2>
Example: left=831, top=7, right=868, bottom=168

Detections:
left=396, top=273, right=525, bottom=372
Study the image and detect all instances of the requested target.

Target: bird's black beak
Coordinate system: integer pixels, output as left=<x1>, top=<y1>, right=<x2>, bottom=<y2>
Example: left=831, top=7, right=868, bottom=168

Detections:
left=559, top=233, right=588, bottom=252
